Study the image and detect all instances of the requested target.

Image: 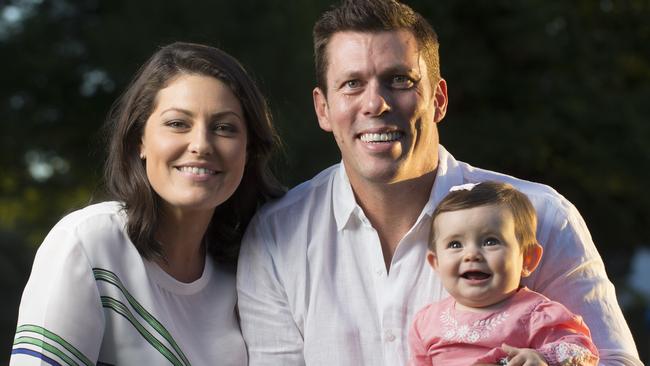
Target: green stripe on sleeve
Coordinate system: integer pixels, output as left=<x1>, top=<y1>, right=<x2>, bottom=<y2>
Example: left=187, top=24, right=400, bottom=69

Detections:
left=15, top=325, right=93, bottom=366
left=14, top=336, right=81, bottom=366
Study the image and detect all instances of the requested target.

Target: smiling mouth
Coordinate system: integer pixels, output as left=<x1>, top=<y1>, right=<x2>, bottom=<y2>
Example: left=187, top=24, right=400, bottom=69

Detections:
left=176, top=166, right=217, bottom=175
left=358, top=131, right=403, bottom=143
left=461, top=271, right=491, bottom=280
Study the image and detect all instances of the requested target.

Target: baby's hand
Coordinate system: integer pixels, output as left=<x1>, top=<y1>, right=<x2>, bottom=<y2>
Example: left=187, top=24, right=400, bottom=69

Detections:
left=501, top=343, right=548, bottom=366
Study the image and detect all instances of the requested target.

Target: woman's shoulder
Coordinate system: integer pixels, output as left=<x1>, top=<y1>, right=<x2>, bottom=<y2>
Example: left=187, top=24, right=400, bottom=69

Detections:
left=41, top=201, right=134, bottom=262
left=55, top=201, right=125, bottom=229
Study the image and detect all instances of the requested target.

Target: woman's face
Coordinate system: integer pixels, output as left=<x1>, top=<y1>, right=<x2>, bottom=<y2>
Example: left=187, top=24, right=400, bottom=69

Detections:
left=140, top=73, right=248, bottom=218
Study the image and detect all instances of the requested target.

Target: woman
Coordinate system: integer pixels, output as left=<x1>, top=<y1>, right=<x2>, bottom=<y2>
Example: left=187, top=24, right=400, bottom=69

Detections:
left=10, top=42, right=283, bottom=365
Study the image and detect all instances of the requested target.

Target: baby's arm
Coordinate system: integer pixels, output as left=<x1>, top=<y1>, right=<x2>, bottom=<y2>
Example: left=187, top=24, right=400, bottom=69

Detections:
left=526, top=300, right=599, bottom=366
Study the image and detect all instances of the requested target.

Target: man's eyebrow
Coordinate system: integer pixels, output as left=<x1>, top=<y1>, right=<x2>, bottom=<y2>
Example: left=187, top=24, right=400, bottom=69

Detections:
left=381, top=65, right=421, bottom=77
left=333, top=69, right=364, bottom=82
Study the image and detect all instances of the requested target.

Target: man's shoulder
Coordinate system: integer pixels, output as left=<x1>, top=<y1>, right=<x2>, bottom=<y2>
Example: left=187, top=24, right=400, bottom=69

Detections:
left=457, top=160, right=569, bottom=210
left=254, top=164, right=340, bottom=221
left=440, top=146, right=568, bottom=208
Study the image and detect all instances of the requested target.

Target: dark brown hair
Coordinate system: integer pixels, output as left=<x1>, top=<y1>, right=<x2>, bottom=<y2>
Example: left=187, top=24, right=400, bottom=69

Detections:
left=103, top=42, right=284, bottom=266
left=313, top=0, right=440, bottom=93
left=429, top=181, right=538, bottom=254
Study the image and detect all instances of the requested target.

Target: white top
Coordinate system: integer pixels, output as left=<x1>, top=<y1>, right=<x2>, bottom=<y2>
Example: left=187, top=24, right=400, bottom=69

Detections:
left=11, top=201, right=247, bottom=366
left=237, top=145, right=641, bottom=366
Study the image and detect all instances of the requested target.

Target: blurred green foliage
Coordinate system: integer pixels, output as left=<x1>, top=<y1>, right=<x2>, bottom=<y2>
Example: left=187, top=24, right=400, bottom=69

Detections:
left=1, top=0, right=648, bottom=362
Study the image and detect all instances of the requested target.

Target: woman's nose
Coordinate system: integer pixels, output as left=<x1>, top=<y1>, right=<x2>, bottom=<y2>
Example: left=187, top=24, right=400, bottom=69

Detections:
left=189, top=126, right=213, bottom=156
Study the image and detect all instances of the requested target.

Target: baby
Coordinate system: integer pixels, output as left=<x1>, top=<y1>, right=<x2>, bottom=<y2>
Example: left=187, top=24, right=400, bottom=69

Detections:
left=409, top=181, right=599, bottom=366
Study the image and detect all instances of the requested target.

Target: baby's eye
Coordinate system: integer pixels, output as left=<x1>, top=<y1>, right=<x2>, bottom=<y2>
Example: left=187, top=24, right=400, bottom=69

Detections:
left=484, top=237, right=501, bottom=246
left=447, top=241, right=462, bottom=249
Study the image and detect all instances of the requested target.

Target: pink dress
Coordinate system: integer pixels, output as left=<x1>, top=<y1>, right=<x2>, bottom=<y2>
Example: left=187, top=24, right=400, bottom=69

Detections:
left=408, top=287, right=598, bottom=366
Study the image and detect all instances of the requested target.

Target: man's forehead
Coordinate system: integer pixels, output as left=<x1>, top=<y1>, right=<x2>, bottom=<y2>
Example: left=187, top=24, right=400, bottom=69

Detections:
left=327, top=29, right=419, bottom=54
left=325, top=30, right=424, bottom=73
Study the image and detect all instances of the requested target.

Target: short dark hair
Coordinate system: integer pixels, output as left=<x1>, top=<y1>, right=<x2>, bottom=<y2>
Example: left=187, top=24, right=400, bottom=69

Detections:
left=429, top=181, right=538, bottom=255
left=313, top=0, right=440, bottom=92
left=103, top=42, right=284, bottom=266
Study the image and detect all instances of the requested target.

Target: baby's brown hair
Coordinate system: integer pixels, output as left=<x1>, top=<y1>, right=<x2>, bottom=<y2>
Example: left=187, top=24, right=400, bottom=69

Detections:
left=429, top=181, right=538, bottom=255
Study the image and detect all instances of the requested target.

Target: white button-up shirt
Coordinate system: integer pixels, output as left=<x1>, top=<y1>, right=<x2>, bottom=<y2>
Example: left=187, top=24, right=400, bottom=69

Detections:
left=237, top=145, right=641, bottom=366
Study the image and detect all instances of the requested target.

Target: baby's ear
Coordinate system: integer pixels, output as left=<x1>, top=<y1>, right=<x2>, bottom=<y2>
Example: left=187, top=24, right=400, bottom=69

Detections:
left=522, top=243, right=543, bottom=277
left=426, top=250, right=438, bottom=271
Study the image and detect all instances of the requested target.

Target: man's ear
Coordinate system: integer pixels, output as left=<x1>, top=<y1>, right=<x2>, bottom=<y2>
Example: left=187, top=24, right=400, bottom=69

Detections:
left=432, top=78, right=448, bottom=124
left=522, top=243, right=543, bottom=277
left=313, top=87, right=332, bottom=132
left=426, top=250, right=438, bottom=271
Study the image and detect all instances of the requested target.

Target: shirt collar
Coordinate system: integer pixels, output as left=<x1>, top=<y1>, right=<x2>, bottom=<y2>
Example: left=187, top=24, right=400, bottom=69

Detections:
left=332, top=162, right=360, bottom=231
left=422, top=144, right=466, bottom=216
left=332, top=145, right=467, bottom=231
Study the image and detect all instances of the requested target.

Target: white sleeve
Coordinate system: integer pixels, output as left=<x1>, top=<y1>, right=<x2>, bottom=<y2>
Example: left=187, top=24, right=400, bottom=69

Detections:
left=523, top=201, right=642, bottom=366
left=237, top=216, right=305, bottom=366
left=10, top=226, right=104, bottom=366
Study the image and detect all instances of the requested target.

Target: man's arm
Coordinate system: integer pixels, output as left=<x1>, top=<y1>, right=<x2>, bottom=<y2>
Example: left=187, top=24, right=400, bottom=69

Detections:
left=523, top=199, right=642, bottom=366
left=237, top=218, right=305, bottom=366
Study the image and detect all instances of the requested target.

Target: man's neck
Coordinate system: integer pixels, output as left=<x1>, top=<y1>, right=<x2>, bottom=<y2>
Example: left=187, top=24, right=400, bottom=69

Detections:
left=350, top=171, right=437, bottom=271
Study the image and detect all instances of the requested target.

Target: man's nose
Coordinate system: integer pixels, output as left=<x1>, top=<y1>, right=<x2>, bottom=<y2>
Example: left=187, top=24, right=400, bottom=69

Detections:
left=361, top=81, right=391, bottom=117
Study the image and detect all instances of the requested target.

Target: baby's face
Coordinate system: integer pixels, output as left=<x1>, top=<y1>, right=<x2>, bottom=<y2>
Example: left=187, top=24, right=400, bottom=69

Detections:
left=428, top=204, right=526, bottom=311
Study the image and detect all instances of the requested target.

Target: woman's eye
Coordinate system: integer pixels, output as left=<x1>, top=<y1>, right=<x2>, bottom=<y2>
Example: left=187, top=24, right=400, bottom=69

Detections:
left=212, top=123, right=238, bottom=135
left=165, top=120, right=188, bottom=128
left=448, top=241, right=462, bottom=249
left=484, top=238, right=500, bottom=246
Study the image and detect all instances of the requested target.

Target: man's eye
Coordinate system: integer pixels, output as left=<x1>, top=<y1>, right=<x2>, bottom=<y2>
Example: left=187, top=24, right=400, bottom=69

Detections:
left=484, top=238, right=500, bottom=246
left=447, top=241, right=462, bottom=249
left=391, top=75, right=414, bottom=89
left=345, top=80, right=361, bottom=89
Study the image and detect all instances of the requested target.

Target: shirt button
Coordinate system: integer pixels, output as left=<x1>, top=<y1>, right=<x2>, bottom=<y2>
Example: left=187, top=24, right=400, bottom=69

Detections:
left=385, top=330, right=396, bottom=342
left=376, top=268, right=383, bottom=276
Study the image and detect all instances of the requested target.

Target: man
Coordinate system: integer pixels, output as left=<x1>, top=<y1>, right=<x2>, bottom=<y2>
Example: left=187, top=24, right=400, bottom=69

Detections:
left=237, top=0, right=642, bottom=365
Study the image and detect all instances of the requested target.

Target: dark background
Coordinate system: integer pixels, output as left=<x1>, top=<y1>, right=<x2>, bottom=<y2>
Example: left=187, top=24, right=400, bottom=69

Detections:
left=1, top=0, right=648, bottom=363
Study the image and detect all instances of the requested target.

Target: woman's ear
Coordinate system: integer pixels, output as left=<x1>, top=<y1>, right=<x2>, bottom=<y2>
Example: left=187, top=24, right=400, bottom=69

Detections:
left=139, top=139, right=146, bottom=160
left=426, top=250, right=438, bottom=271
left=522, top=243, right=543, bottom=277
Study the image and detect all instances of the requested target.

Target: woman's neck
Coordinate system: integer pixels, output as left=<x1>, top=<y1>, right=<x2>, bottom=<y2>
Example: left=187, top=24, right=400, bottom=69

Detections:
left=154, top=207, right=214, bottom=283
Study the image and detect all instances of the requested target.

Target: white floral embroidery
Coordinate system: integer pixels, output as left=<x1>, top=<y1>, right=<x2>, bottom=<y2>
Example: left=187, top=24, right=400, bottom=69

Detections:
left=439, top=308, right=509, bottom=343
left=543, top=342, right=595, bottom=366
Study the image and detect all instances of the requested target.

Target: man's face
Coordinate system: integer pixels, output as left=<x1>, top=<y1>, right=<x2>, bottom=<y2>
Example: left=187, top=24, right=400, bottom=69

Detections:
left=313, top=30, right=447, bottom=187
